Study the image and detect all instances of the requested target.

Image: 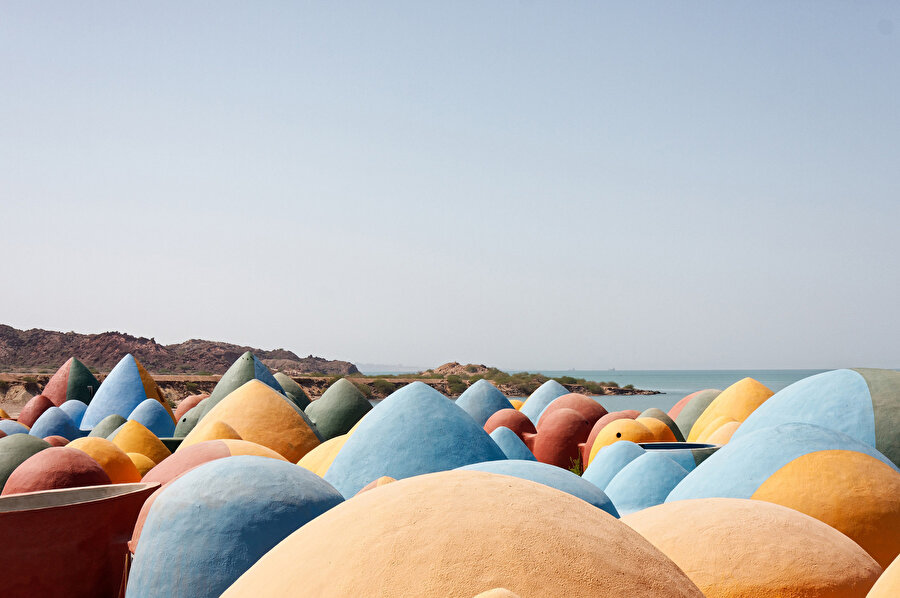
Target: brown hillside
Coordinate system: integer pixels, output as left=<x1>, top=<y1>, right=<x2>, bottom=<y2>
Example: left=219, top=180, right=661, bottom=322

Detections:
left=0, top=324, right=358, bottom=376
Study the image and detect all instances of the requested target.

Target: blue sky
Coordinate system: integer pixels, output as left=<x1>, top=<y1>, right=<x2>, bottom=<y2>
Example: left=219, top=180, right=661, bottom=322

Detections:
left=2, top=2, right=898, bottom=369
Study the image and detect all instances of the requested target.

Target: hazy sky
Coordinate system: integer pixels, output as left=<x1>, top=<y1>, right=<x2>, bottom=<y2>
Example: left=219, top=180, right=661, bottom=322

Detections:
left=2, top=3, right=898, bottom=370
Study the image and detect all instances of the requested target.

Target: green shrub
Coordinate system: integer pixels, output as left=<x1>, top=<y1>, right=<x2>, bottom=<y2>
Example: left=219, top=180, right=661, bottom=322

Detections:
left=465, top=365, right=478, bottom=373
left=185, top=381, right=199, bottom=393
left=447, top=380, right=468, bottom=395
left=372, top=379, right=395, bottom=395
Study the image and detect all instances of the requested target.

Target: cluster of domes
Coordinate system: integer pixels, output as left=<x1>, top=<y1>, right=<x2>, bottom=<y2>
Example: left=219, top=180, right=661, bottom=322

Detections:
left=1, top=359, right=898, bottom=596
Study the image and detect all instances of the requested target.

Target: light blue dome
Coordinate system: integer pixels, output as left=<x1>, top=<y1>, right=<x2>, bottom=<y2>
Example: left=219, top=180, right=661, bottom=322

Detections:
left=489, top=426, right=536, bottom=461
left=129, top=399, right=176, bottom=437
left=604, top=452, right=688, bottom=515
left=126, top=456, right=343, bottom=598
left=324, top=382, right=506, bottom=496
left=455, top=379, right=513, bottom=427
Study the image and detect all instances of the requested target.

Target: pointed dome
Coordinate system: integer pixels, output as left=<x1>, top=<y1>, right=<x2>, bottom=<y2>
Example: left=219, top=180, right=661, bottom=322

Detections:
left=28, top=407, right=84, bottom=441
left=186, top=420, right=242, bottom=443
left=180, top=380, right=320, bottom=462
left=59, top=400, right=88, bottom=427
left=455, top=379, right=513, bottom=427
left=174, top=352, right=284, bottom=437
left=457, top=460, right=618, bottom=515
left=42, top=357, right=101, bottom=406
left=519, top=380, right=569, bottom=423
left=687, top=378, right=772, bottom=442
left=126, top=456, right=344, bottom=598
left=304, top=378, right=372, bottom=440
left=81, top=354, right=173, bottom=430
left=68, top=437, right=142, bottom=483
left=273, top=373, right=310, bottom=410
left=323, top=382, right=506, bottom=496
left=604, top=452, right=689, bottom=515
left=0, top=434, right=51, bottom=492
left=623, top=498, right=881, bottom=598
left=109, top=420, right=171, bottom=465
left=128, top=399, right=176, bottom=438
left=220, top=470, right=703, bottom=598
left=1, top=447, right=110, bottom=495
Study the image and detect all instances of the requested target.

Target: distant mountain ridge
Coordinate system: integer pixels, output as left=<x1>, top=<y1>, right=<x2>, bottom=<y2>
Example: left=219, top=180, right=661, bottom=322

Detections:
left=0, top=324, right=358, bottom=376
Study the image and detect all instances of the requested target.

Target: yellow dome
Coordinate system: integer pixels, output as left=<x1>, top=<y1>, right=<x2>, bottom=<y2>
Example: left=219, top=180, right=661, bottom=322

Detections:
left=180, top=380, right=320, bottom=462
left=297, top=434, right=349, bottom=477
left=128, top=452, right=158, bottom=477
left=588, top=419, right=655, bottom=465
left=752, top=449, right=900, bottom=568
left=67, top=437, right=141, bottom=483
left=688, top=378, right=772, bottom=442
left=635, top=417, right=677, bottom=442
left=623, top=497, right=881, bottom=598
left=222, top=470, right=704, bottom=598
left=111, top=420, right=171, bottom=465
left=706, top=421, right=740, bottom=444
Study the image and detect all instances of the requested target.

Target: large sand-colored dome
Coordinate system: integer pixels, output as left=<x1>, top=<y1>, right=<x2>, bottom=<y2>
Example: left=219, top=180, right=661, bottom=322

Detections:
left=623, top=497, right=882, bottom=598
left=222, top=470, right=704, bottom=598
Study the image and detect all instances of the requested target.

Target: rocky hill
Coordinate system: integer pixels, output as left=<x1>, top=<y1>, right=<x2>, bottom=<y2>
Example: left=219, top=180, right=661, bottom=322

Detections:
left=0, top=325, right=358, bottom=376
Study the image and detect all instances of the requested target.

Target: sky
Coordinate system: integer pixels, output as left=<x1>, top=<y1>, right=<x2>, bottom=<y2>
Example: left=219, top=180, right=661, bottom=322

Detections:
left=2, top=2, right=898, bottom=370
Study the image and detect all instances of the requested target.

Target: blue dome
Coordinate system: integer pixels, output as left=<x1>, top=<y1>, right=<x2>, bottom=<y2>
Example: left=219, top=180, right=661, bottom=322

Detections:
left=667, top=422, right=898, bottom=502
left=59, top=400, right=88, bottom=427
left=126, top=456, right=343, bottom=598
left=732, top=368, right=900, bottom=467
left=0, top=420, right=30, bottom=436
left=28, top=407, right=84, bottom=441
left=323, top=382, right=506, bottom=496
left=457, top=459, right=618, bottom=516
left=519, top=380, right=569, bottom=423
left=81, top=355, right=158, bottom=430
left=129, top=399, right=176, bottom=438
left=489, top=426, right=536, bottom=461
left=455, top=380, right=513, bottom=427
left=582, top=441, right=645, bottom=490
left=604, top=452, right=688, bottom=515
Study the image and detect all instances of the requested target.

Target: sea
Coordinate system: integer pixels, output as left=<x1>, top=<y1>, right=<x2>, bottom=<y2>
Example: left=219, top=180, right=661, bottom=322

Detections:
left=358, top=368, right=830, bottom=412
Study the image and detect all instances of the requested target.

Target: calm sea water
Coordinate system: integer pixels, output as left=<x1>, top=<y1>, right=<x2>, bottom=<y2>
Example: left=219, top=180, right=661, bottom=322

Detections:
left=360, top=368, right=829, bottom=412
left=529, top=370, right=827, bottom=412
